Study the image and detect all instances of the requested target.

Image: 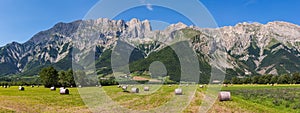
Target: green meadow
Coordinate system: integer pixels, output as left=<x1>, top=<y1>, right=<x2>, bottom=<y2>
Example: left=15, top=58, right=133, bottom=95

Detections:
left=0, top=86, right=88, bottom=113
left=0, top=85, right=300, bottom=113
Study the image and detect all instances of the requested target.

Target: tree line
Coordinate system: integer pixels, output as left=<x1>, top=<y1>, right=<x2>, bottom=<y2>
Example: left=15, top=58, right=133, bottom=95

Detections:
left=224, top=73, right=300, bottom=84
left=5, top=66, right=300, bottom=86
left=39, top=66, right=76, bottom=87
left=39, top=66, right=116, bottom=87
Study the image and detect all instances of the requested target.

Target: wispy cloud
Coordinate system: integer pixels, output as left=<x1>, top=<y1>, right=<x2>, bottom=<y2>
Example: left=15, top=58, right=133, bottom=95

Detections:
left=244, top=0, right=257, bottom=6
left=139, top=0, right=153, bottom=11
left=146, top=3, right=153, bottom=11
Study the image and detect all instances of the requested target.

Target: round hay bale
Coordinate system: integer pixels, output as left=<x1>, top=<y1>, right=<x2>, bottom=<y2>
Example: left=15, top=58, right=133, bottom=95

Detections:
left=4, top=85, right=7, bottom=88
left=144, top=86, right=150, bottom=91
left=50, top=87, right=56, bottom=91
left=99, top=85, right=102, bottom=88
left=31, top=85, right=34, bottom=88
left=175, top=88, right=182, bottom=95
left=218, top=91, right=231, bottom=101
left=168, top=85, right=171, bottom=87
left=59, top=87, right=65, bottom=91
left=60, top=88, right=69, bottom=94
left=78, top=85, right=82, bottom=88
left=122, top=86, right=128, bottom=91
left=19, top=86, right=24, bottom=91
left=223, top=84, right=228, bottom=87
left=199, top=85, right=204, bottom=88
left=131, top=88, right=139, bottom=93
left=117, top=85, right=122, bottom=88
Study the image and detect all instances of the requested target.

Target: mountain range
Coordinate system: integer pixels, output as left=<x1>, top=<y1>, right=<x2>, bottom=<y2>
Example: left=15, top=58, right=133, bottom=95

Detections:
left=1, top=18, right=300, bottom=82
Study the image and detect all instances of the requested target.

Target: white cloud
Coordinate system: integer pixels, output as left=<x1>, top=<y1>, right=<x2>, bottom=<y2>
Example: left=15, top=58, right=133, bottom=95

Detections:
left=139, top=0, right=153, bottom=11
left=146, top=3, right=153, bottom=11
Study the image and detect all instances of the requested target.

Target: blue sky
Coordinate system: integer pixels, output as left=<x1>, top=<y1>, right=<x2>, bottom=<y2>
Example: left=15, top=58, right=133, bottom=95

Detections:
left=0, top=0, right=299, bottom=46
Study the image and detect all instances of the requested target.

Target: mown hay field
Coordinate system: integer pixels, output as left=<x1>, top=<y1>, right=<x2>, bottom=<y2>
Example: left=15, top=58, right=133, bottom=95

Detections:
left=0, top=84, right=300, bottom=113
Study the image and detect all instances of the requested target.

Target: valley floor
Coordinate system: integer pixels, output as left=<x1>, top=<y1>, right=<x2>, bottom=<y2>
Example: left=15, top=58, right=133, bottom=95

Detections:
left=0, top=85, right=300, bottom=113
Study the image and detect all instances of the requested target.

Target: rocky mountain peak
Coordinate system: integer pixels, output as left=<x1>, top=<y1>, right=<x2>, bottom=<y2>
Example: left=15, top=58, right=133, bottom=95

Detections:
left=126, top=18, right=151, bottom=31
left=123, top=18, right=152, bottom=38
left=168, top=22, right=187, bottom=29
left=1, top=18, right=300, bottom=77
left=28, top=20, right=81, bottom=44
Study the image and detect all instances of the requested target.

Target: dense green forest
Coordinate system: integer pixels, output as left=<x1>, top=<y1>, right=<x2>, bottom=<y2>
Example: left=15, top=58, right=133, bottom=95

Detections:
left=1, top=65, right=300, bottom=86
left=224, top=73, right=300, bottom=84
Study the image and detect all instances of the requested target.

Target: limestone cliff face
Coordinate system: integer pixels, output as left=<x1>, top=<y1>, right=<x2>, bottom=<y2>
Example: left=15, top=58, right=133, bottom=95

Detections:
left=0, top=18, right=299, bottom=76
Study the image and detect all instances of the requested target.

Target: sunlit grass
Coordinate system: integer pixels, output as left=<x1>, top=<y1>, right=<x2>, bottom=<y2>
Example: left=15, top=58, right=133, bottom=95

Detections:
left=1, top=84, right=300, bottom=113
left=221, top=84, right=300, bottom=113
left=0, top=86, right=88, bottom=113
left=103, top=85, right=176, bottom=110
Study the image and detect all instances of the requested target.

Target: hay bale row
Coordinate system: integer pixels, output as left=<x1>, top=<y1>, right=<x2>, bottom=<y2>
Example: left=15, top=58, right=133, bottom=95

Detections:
left=16, top=86, right=70, bottom=94
left=175, top=88, right=182, bottom=95
left=2, top=85, right=9, bottom=88
left=1, top=85, right=9, bottom=88
left=218, top=91, right=231, bottom=101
